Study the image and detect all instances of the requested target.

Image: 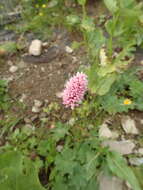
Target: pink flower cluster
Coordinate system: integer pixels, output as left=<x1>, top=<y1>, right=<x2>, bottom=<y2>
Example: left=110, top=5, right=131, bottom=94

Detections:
left=62, top=72, right=88, bottom=109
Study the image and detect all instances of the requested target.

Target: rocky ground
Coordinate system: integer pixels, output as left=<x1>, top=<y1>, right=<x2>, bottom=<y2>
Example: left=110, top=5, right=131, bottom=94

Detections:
left=0, top=1, right=143, bottom=190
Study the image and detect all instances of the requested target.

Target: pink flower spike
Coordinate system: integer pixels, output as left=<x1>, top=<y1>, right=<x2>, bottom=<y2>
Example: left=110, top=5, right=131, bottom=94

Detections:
left=62, top=72, right=88, bottom=109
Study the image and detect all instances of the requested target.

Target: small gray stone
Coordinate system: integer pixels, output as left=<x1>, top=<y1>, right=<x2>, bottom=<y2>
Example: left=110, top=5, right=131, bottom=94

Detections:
left=99, top=124, right=119, bottom=139
left=138, top=148, right=143, bottom=155
left=121, top=116, right=138, bottom=134
left=99, top=124, right=112, bottom=138
left=129, top=157, right=143, bottom=166
left=102, top=140, right=135, bottom=155
left=56, top=91, right=63, bottom=98
left=56, top=145, right=63, bottom=152
left=9, top=65, right=18, bottom=73
left=99, top=174, right=123, bottom=190
left=19, top=94, right=27, bottom=103
left=32, top=106, right=40, bottom=113
left=68, top=118, right=76, bottom=126
left=65, top=46, right=73, bottom=53
left=34, top=100, right=43, bottom=108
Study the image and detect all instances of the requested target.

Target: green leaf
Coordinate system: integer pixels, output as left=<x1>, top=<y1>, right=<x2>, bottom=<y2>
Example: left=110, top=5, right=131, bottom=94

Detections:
left=97, top=74, right=117, bottom=96
left=66, top=15, right=80, bottom=26
left=133, top=166, right=143, bottom=189
left=107, top=151, right=141, bottom=190
left=119, top=0, right=136, bottom=8
left=77, top=0, right=86, bottom=6
left=104, top=0, right=118, bottom=13
left=0, top=151, right=45, bottom=190
left=81, top=17, right=95, bottom=32
left=98, top=65, right=116, bottom=77
left=51, top=122, right=69, bottom=141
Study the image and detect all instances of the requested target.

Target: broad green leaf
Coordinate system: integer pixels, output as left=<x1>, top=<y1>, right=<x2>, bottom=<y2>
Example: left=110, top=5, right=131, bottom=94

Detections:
left=86, top=64, right=99, bottom=94
left=51, top=122, right=69, bottom=141
left=104, top=0, right=118, bottom=13
left=81, top=17, right=95, bottom=32
left=133, top=166, right=143, bottom=189
left=66, top=15, right=80, bottom=26
left=0, top=151, right=45, bottom=190
left=97, top=74, right=117, bottom=96
left=98, top=65, right=116, bottom=77
left=107, top=151, right=141, bottom=190
left=119, top=0, right=136, bottom=8
left=77, top=0, right=86, bottom=6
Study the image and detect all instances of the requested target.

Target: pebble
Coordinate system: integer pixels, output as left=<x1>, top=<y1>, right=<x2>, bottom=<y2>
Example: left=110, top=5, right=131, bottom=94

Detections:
left=99, top=174, right=123, bottom=190
left=32, top=106, right=40, bottom=113
left=56, top=91, right=63, bottom=98
left=129, top=157, right=143, bottom=166
left=7, top=60, right=13, bottom=66
left=65, top=46, right=73, bottom=53
left=19, top=94, right=27, bottom=103
left=121, top=116, right=138, bottom=134
left=56, top=145, right=63, bottom=152
left=29, top=39, right=42, bottom=56
left=99, top=124, right=119, bottom=139
left=42, top=42, right=48, bottom=47
left=102, top=140, right=135, bottom=155
left=68, top=118, right=76, bottom=126
left=138, top=148, right=143, bottom=155
left=41, top=67, right=45, bottom=72
left=34, top=100, right=43, bottom=108
left=9, top=65, right=18, bottom=73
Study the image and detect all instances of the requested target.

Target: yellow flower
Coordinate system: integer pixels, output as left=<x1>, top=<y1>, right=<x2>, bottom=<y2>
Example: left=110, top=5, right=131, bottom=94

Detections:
left=123, top=99, right=132, bottom=105
left=39, top=12, right=44, bottom=16
left=42, top=4, right=46, bottom=8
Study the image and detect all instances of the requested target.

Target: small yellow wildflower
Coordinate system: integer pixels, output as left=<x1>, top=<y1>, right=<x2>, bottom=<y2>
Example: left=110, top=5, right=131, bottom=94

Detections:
left=123, top=99, right=132, bottom=105
left=39, top=12, right=44, bottom=16
left=42, top=4, right=46, bottom=8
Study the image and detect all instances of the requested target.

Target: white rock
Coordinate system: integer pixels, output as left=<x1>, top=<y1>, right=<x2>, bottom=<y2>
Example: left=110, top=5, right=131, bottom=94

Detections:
left=129, top=157, right=143, bottom=166
left=99, top=174, right=123, bottom=190
left=32, top=106, right=40, bottom=113
left=138, top=148, right=143, bottom=155
left=99, top=124, right=112, bottom=138
left=56, top=145, right=63, bottom=152
left=102, top=140, right=135, bottom=155
left=42, top=42, right=48, bottom=47
left=7, top=60, right=13, bottom=66
left=9, top=66, right=18, bottom=73
left=140, top=119, right=143, bottom=125
left=72, top=56, right=77, bottom=63
left=41, top=67, right=45, bottom=72
left=19, top=94, right=27, bottom=103
left=68, top=118, right=76, bottom=126
left=121, top=116, right=138, bottom=134
left=99, top=124, right=119, bottom=139
left=34, top=100, right=43, bottom=107
left=65, top=46, right=73, bottom=53
left=29, top=39, right=42, bottom=56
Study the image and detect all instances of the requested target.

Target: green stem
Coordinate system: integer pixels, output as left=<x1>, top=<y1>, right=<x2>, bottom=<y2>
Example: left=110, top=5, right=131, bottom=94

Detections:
left=82, top=5, right=86, bottom=19
left=108, top=36, right=113, bottom=58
